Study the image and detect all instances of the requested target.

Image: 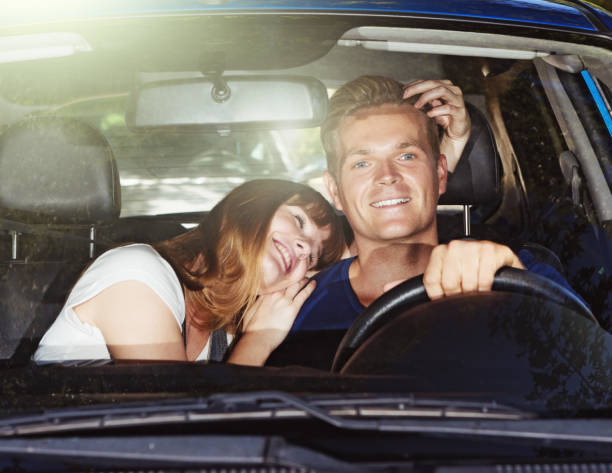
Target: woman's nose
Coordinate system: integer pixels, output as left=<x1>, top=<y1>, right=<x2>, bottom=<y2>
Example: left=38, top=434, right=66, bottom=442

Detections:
left=295, top=239, right=311, bottom=259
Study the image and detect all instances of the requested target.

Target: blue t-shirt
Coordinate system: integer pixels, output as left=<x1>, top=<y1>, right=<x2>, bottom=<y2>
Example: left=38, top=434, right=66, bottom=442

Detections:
left=291, top=249, right=585, bottom=333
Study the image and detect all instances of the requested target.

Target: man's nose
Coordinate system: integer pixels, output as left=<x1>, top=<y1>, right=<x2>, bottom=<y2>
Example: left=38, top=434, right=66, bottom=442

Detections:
left=376, top=160, right=400, bottom=185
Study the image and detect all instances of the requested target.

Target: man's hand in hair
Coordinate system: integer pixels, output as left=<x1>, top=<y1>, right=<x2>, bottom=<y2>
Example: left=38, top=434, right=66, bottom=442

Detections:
left=403, top=79, right=471, bottom=172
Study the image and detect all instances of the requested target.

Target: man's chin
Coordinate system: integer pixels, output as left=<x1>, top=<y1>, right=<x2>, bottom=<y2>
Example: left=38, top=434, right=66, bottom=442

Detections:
left=371, top=222, right=433, bottom=242
left=376, top=227, right=419, bottom=241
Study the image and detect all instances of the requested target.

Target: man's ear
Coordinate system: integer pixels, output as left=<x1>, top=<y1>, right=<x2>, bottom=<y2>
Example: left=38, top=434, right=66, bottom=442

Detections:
left=437, top=154, right=448, bottom=195
left=323, top=171, right=343, bottom=212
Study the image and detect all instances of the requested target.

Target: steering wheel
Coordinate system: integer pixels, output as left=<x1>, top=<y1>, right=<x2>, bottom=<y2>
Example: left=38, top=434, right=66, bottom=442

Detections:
left=331, top=267, right=597, bottom=373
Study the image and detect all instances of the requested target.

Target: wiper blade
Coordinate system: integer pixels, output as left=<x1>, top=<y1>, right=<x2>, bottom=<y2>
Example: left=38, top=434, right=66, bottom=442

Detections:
left=199, top=391, right=534, bottom=425
left=8, top=391, right=612, bottom=447
left=0, top=391, right=533, bottom=437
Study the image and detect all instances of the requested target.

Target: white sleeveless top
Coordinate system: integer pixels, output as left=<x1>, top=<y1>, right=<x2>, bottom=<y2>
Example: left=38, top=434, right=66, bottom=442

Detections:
left=33, top=244, right=228, bottom=363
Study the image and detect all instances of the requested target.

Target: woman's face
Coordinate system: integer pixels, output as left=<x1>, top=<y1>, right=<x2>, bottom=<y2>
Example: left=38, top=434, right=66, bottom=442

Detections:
left=259, top=204, right=331, bottom=294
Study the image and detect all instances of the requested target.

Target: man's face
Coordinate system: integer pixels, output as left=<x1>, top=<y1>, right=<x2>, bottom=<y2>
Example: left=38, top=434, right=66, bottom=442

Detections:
left=324, top=103, right=447, bottom=248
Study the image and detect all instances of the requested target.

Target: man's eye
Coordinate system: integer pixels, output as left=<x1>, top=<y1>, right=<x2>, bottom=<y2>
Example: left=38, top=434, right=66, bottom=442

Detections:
left=294, top=214, right=305, bottom=229
left=399, top=153, right=415, bottom=161
left=353, top=161, right=368, bottom=169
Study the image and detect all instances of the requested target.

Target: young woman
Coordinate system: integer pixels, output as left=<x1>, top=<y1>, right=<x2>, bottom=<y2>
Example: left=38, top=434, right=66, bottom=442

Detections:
left=34, top=179, right=345, bottom=365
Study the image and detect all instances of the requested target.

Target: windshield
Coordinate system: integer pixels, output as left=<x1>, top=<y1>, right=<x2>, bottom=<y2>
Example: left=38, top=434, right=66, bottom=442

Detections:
left=1, top=4, right=612, bottom=430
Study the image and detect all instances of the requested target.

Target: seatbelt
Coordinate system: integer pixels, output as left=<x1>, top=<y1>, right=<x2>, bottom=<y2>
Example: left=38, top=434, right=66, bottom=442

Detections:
left=209, top=329, right=229, bottom=362
left=181, top=320, right=228, bottom=362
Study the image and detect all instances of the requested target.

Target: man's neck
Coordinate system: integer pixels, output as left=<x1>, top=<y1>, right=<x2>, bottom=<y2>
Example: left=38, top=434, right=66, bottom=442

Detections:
left=349, top=235, right=437, bottom=307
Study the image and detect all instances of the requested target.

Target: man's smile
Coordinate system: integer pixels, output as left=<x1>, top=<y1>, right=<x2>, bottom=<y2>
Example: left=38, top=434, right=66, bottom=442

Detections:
left=370, top=197, right=411, bottom=208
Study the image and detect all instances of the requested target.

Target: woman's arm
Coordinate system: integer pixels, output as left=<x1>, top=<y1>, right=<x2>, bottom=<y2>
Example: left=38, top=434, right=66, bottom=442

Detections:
left=227, top=279, right=316, bottom=366
left=74, top=280, right=187, bottom=361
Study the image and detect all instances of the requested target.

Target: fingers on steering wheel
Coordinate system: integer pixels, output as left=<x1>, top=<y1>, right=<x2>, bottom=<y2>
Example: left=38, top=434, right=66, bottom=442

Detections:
left=423, top=244, right=445, bottom=300
left=476, top=242, right=524, bottom=292
left=440, top=242, right=464, bottom=297
left=459, top=247, right=479, bottom=293
left=476, top=242, right=498, bottom=292
left=426, top=241, right=525, bottom=299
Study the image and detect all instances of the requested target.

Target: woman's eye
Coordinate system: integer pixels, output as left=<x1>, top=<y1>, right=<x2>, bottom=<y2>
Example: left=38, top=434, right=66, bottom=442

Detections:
left=294, top=214, right=305, bottom=229
left=399, top=153, right=415, bottom=161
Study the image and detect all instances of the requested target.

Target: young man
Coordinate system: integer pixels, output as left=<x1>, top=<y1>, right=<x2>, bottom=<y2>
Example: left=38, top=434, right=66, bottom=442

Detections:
left=290, top=75, right=527, bottom=332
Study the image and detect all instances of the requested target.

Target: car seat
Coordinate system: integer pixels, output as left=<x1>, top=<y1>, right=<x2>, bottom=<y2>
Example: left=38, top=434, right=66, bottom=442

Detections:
left=0, top=117, right=121, bottom=361
left=437, top=102, right=503, bottom=240
left=437, top=103, right=565, bottom=275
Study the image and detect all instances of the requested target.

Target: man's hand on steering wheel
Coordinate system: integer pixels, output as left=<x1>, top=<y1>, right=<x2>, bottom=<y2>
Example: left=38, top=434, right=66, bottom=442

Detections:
left=384, top=240, right=525, bottom=300
left=423, top=240, right=525, bottom=300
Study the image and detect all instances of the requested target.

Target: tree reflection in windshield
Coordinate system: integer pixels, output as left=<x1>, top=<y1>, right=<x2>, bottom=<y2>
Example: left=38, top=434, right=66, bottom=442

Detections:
left=344, top=293, right=612, bottom=414
left=488, top=296, right=612, bottom=413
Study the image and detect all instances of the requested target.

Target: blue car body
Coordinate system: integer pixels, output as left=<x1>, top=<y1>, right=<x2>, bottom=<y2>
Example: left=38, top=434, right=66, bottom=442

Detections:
left=3, top=0, right=611, bottom=32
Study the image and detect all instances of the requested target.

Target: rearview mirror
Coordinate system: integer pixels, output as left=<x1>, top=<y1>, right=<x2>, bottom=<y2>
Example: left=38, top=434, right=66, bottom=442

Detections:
left=126, top=75, right=328, bottom=132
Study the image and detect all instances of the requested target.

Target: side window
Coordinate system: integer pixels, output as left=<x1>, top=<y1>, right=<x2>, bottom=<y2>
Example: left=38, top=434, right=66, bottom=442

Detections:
left=557, top=69, right=612, bottom=189
left=500, top=63, right=612, bottom=331
left=498, top=63, right=568, bottom=223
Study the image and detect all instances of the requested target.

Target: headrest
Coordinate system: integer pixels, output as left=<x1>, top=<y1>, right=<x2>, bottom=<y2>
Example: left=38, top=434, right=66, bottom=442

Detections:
left=0, top=117, right=121, bottom=225
left=438, top=102, right=502, bottom=206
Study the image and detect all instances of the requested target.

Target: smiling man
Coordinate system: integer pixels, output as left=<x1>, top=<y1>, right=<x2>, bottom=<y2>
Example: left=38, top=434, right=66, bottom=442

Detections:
left=288, top=75, right=526, bottom=334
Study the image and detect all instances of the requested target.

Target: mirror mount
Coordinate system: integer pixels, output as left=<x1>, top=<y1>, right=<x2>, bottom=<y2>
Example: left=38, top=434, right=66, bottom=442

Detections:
left=202, top=61, right=231, bottom=103
left=209, top=74, right=231, bottom=103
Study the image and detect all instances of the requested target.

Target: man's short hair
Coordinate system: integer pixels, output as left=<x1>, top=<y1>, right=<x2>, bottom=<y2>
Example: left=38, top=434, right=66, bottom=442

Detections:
left=321, top=75, right=441, bottom=176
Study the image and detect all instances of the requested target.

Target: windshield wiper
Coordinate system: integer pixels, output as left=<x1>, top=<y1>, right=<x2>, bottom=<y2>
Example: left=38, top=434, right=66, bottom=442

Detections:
left=0, top=391, right=533, bottom=437
left=5, top=391, right=612, bottom=447
left=3, top=393, right=612, bottom=471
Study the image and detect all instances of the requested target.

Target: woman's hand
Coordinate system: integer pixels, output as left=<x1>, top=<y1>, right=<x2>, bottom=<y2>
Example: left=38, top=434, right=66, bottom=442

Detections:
left=227, top=278, right=316, bottom=366
left=403, top=79, right=471, bottom=172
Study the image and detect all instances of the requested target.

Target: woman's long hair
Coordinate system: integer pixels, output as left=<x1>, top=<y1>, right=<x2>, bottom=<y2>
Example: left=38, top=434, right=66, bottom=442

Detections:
left=155, top=179, right=345, bottom=332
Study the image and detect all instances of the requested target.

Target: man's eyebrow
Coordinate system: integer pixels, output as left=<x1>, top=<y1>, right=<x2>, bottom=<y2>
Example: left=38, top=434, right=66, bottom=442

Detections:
left=342, top=141, right=424, bottom=165
left=346, top=142, right=418, bottom=155
left=345, top=147, right=371, bottom=157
